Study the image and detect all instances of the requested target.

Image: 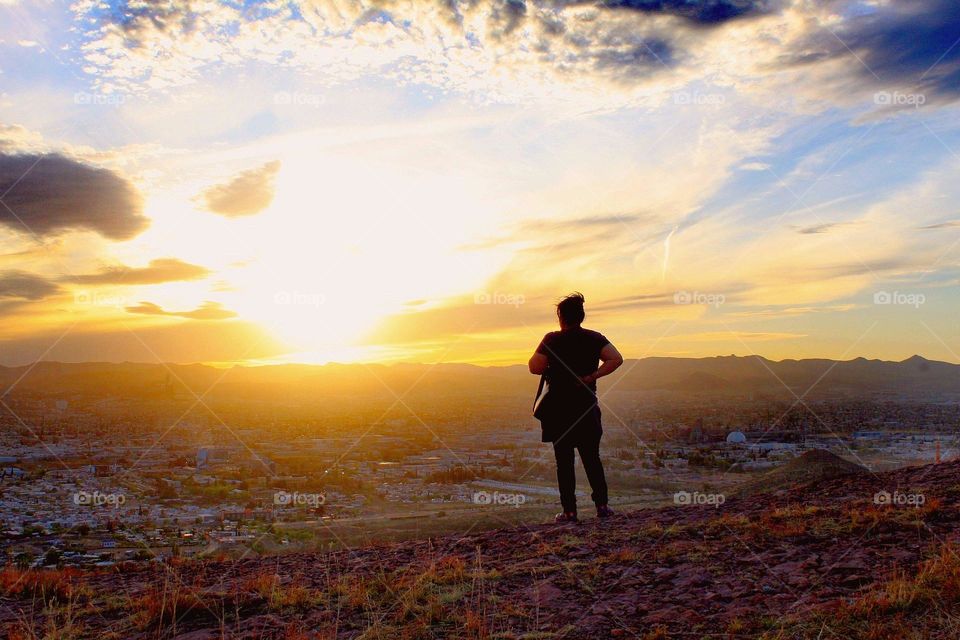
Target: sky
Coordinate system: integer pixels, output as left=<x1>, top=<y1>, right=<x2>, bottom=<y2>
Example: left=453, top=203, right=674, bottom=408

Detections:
left=0, top=0, right=959, bottom=367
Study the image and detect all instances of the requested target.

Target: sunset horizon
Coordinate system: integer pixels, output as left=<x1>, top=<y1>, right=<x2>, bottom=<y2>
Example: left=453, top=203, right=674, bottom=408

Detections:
left=4, top=3, right=960, bottom=635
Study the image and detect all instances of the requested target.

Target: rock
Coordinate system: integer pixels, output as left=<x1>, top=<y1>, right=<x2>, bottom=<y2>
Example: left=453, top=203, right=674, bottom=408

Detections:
left=652, top=567, right=677, bottom=583
left=830, top=557, right=869, bottom=573
left=526, top=580, right=564, bottom=608
left=771, top=560, right=806, bottom=574
left=787, top=575, right=810, bottom=589
left=671, top=567, right=712, bottom=589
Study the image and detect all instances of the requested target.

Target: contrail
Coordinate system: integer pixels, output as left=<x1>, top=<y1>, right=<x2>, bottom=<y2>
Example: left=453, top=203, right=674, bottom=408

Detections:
left=661, top=225, right=677, bottom=282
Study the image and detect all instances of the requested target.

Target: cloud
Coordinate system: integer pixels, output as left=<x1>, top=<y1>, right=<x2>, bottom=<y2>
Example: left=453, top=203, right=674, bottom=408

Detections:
left=918, top=220, right=960, bottom=230
left=0, top=270, right=60, bottom=299
left=781, top=0, right=960, bottom=106
left=366, top=293, right=544, bottom=347
left=792, top=221, right=856, bottom=235
left=665, top=330, right=807, bottom=342
left=65, top=0, right=960, bottom=117
left=62, top=258, right=210, bottom=286
left=595, top=0, right=772, bottom=25
left=533, top=213, right=651, bottom=230
left=590, top=292, right=691, bottom=312
left=728, top=303, right=857, bottom=319
left=125, top=301, right=237, bottom=320
left=199, top=160, right=281, bottom=217
left=463, top=213, right=654, bottom=251
left=0, top=153, right=147, bottom=240
left=0, top=125, right=44, bottom=152
left=0, top=320, right=285, bottom=365
left=70, top=0, right=756, bottom=103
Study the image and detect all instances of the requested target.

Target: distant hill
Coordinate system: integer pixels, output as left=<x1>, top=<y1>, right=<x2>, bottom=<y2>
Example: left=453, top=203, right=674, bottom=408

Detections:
left=3, top=459, right=958, bottom=637
left=1, top=354, right=958, bottom=403
left=735, top=449, right=868, bottom=496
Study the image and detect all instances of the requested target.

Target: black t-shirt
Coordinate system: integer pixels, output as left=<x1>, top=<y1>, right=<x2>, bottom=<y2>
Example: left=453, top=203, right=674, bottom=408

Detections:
left=535, top=327, right=610, bottom=393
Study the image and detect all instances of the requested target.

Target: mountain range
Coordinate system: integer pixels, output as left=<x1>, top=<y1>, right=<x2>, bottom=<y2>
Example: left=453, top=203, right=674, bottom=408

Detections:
left=1, top=354, right=957, bottom=402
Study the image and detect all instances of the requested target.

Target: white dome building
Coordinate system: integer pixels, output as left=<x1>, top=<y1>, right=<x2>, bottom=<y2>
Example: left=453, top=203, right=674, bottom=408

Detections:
left=726, top=431, right=747, bottom=444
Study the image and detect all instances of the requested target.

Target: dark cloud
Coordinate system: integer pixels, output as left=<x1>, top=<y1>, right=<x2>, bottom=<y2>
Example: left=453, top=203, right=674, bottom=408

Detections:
left=200, top=160, right=281, bottom=217
left=488, top=0, right=527, bottom=38
left=62, top=258, right=210, bottom=286
left=0, top=153, right=147, bottom=240
left=125, top=301, right=237, bottom=320
left=595, top=0, right=772, bottom=25
left=784, top=0, right=960, bottom=104
left=0, top=271, right=61, bottom=300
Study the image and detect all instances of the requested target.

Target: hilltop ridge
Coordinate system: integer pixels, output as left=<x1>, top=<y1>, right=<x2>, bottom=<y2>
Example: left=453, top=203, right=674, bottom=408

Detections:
left=734, top=448, right=868, bottom=496
left=3, top=458, right=959, bottom=638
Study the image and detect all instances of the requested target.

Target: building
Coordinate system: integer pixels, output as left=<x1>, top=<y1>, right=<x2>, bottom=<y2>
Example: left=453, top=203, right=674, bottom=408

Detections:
left=196, top=446, right=235, bottom=470
left=726, top=431, right=747, bottom=444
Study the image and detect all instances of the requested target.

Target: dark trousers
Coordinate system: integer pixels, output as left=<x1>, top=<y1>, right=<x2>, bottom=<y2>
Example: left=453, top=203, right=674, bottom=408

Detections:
left=552, top=430, right=608, bottom=514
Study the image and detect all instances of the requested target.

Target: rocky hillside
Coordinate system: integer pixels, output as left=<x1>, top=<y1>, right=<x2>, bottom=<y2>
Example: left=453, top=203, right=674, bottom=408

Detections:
left=733, top=448, right=868, bottom=496
left=4, top=460, right=960, bottom=639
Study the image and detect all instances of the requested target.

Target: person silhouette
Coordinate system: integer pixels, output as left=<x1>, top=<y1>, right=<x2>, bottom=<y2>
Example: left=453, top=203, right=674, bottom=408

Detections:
left=529, top=292, right=623, bottom=522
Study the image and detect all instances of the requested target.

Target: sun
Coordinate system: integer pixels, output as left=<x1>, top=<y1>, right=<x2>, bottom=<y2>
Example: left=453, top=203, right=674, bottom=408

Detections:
left=200, top=143, right=506, bottom=362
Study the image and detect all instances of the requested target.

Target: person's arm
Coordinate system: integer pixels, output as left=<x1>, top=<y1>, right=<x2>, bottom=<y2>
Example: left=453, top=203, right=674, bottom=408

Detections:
left=581, top=343, right=623, bottom=384
left=529, top=333, right=551, bottom=374
left=528, top=352, right=548, bottom=375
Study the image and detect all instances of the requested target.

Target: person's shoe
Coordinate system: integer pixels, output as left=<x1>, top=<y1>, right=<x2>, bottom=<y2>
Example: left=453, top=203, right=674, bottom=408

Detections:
left=596, top=505, right=615, bottom=519
left=554, top=511, right=578, bottom=523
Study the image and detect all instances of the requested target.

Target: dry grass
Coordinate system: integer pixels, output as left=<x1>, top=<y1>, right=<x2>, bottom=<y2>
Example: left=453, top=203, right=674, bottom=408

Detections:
left=760, top=544, right=960, bottom=639
left=239, top=571, right=322, bottom=612
left=0, top=567, right=87, bottom=605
